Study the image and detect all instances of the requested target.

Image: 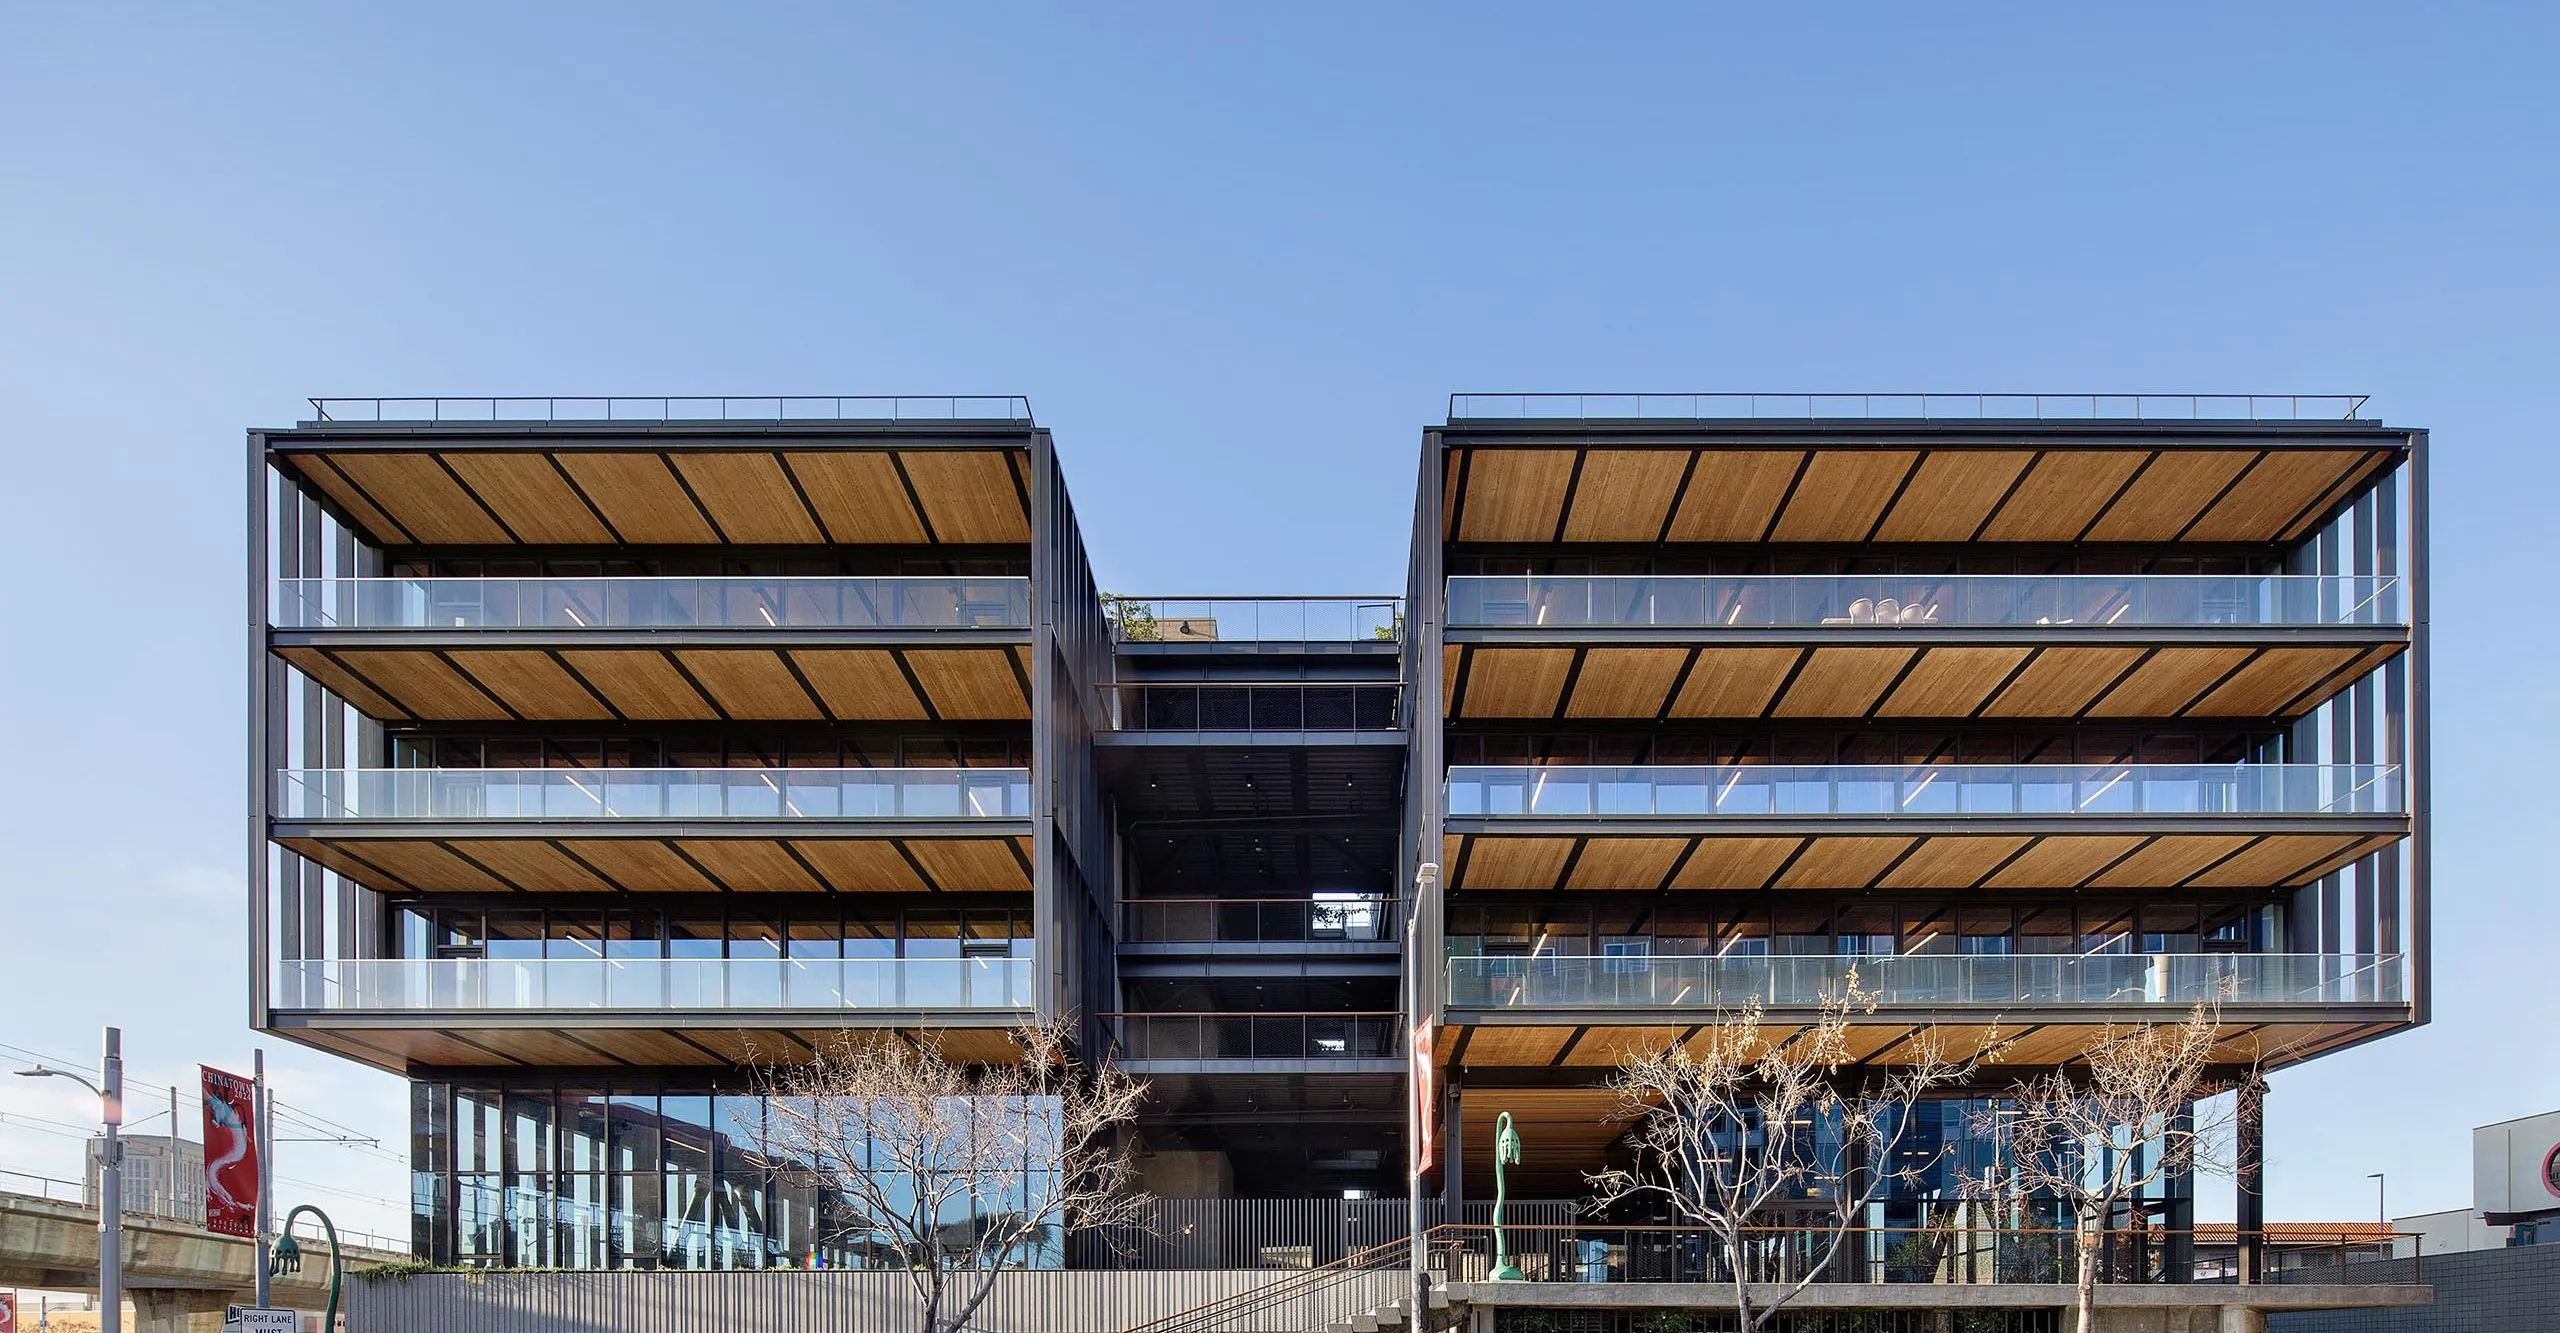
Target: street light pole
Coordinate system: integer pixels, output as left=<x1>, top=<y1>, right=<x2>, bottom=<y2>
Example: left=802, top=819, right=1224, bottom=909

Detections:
left=1407, top=861, right=1439, bottom=1333
left=2369, top=1172, right=2388, bottom=1258
left=15, top=1027, right=123, bottom=1333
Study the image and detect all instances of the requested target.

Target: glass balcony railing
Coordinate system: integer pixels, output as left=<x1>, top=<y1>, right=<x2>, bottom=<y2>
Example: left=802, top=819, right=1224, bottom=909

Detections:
left=1445, top=575, right=2405, bottom=629
left=1446, top=953, right=2407, bottom=1010
left=1445, top=764, right=2402, bottom=818
left=1107, top=597, right=1402, bottom=643
left=1104, top=1012, right=1403, bottom=1060
left=273, top=577, right=1032, bottom=630
left=277, top=767, right=1034, bottom=820
left=272, top=957, right=1032, bottom=1012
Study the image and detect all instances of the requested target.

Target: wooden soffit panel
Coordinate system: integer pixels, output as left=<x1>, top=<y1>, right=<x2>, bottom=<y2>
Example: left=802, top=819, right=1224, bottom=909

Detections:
left=1456, top=450, right=1578, bottom=542
left=440, top=454, right=616, bottom=543
left=899, top=451, right=1030, bottom=543
left=1563, top=648, right=1691, bottom=719
left=1559, top=451, right=1688, bottom=542
left=1458, top=648, right=1575, bottom=718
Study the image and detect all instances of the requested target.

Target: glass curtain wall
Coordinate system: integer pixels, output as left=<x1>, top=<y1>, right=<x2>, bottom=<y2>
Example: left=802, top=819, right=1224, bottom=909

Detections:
left=414, top=1081, right=1066, bottom=1269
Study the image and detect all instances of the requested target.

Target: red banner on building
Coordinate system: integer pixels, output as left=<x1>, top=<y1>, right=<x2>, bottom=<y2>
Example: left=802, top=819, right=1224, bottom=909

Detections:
left=200, top=1066, right=260, bottom=1239
left=1, top=1289, right=18, bottom=1333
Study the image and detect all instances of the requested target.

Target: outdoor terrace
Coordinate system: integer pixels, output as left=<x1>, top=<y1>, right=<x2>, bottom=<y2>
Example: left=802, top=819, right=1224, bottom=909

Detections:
left=1444, top=951, right=2408, bottom=1013
left=270, top=767, right=1035, bottom=894
left=1439, top=763, right=2406, bottom=894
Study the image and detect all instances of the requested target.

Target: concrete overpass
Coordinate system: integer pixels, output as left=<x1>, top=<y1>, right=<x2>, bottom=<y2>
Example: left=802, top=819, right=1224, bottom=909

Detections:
left=0, top=1190, right=407, bottom=1332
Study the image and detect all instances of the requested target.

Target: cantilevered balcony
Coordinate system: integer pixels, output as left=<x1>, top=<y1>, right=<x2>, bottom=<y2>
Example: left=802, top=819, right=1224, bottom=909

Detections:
left=280, top=766, right=1033, bottom=821
left=1447, top=575, right=2403, bottom=630
left=266, top=955, right=1034, bottom=1073
left=271, top=767, right=1035, bottom=894
left=1444, top=952, right=2407, bottom=1014
left=268, top=576, right=1035, bottom=723
left=1447, top=763, right=2400, bottom=819
left=1442, top=575, right=2407, bottom=722
left=274, top=955, right=1033, bottom=1014
left=1436, top=951, right=2410, bottom=1074
left=277, top=575, right=1032, bottom=630
left=1440, top=763, right=2406, bottom=894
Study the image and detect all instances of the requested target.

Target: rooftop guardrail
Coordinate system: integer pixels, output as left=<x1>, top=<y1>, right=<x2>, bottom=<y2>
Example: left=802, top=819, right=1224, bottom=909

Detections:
left=1445, top=763, right=2403, bottom=818
left=278, top=767, right=1033, bottom=820
left=1448, top=392, right=2370, bottom=422
left=1447, top=575, right=2406, bottom=630
left=274, top=576, right=1032, bottom=630
left=306, top=395, right=1033, bottom=423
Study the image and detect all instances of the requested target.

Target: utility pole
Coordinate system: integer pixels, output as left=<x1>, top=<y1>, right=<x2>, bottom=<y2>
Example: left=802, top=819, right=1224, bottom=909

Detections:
left=166, top=1085, right=178, bottom=1220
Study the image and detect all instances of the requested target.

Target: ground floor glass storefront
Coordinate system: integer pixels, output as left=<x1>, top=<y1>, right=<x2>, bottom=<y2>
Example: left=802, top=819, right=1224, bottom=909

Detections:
left=409, top=1080, right=1063, bottom=1269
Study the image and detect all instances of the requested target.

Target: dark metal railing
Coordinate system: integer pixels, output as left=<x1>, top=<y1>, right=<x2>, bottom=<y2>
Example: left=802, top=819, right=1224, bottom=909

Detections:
left=1101, top=1012, right=1402, bottom=1061
left=1447, top=392, right=2371, bottom=422
left=306, top=395, right=1033, bottom=423
left=1428, top=1224, right=2412, bottom=1286
left=1106, top=596, right=1403, bottom=643
left=1103, top=682, right=1402, bottom=732
left=1122, top=895, right=1395, bottom=944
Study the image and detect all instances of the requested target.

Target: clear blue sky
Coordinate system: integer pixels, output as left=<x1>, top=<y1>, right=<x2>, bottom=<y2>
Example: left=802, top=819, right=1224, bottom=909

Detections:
left=3, top=3, right=2554, bottom=1233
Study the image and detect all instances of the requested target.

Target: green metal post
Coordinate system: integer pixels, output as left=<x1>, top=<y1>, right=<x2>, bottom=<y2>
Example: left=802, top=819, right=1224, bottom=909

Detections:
left=269, top=1203, right=342, bottom=1331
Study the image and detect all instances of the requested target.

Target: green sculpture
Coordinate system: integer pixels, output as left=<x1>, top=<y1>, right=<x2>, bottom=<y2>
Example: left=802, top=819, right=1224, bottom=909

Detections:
left=270, top=1203, right=342, bottom=1333
left=1490, top=1110, right=1526, bottom=1280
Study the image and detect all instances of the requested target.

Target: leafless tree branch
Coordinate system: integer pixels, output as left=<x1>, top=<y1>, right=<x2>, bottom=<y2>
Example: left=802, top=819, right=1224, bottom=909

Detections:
left=758, top=1018, right=1149, bottom=1333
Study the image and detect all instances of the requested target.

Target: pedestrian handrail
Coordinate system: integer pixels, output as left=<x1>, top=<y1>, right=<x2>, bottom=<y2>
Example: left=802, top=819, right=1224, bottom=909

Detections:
left=1121, top=1231, right=1422, bottom=1333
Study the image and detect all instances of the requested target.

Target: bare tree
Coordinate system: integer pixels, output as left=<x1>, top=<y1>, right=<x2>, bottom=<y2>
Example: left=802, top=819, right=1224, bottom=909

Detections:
left=760, top=1018, right=1149, bottom=1333
left=1973, top=1000, right=2245, bottom=1333
left=1588, top=980, right=1987, bottom=1333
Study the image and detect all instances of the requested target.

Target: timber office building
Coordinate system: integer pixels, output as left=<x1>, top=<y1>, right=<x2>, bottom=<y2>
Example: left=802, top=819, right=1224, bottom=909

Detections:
left=248, top=394, right=2426, bottom=1272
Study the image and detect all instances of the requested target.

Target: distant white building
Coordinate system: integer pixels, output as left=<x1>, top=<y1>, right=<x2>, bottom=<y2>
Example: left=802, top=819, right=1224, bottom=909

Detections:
left=84, top=1133, right=205, bottom=1221
left=2391, top=1108, right=2560, bottom=1256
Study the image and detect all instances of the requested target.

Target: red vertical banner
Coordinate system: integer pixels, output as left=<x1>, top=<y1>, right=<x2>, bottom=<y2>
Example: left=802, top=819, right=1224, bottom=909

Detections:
left=1, top=1289, right=18, bottom=1333
left=200, top=1066, right=261, bottom=1239
left=1411, top=1018, right=1437, bottom=1178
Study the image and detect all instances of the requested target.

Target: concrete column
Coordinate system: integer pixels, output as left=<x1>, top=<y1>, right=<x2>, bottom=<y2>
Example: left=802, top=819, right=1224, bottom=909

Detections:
left=130, top=1290, right=232, bottom=1333
left=2218, top=1302, right=2267, bottom=1333
left=2236, top=1077, right=2266, bottom=1284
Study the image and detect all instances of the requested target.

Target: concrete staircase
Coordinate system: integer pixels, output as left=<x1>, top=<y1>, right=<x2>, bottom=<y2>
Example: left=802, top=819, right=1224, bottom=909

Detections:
left=1323, top=1285, right=1451, bottom=1333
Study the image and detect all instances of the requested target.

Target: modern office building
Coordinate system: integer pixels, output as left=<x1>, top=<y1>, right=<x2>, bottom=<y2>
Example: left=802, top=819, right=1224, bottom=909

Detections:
left=250, top=393, right=2426, bottom=1281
